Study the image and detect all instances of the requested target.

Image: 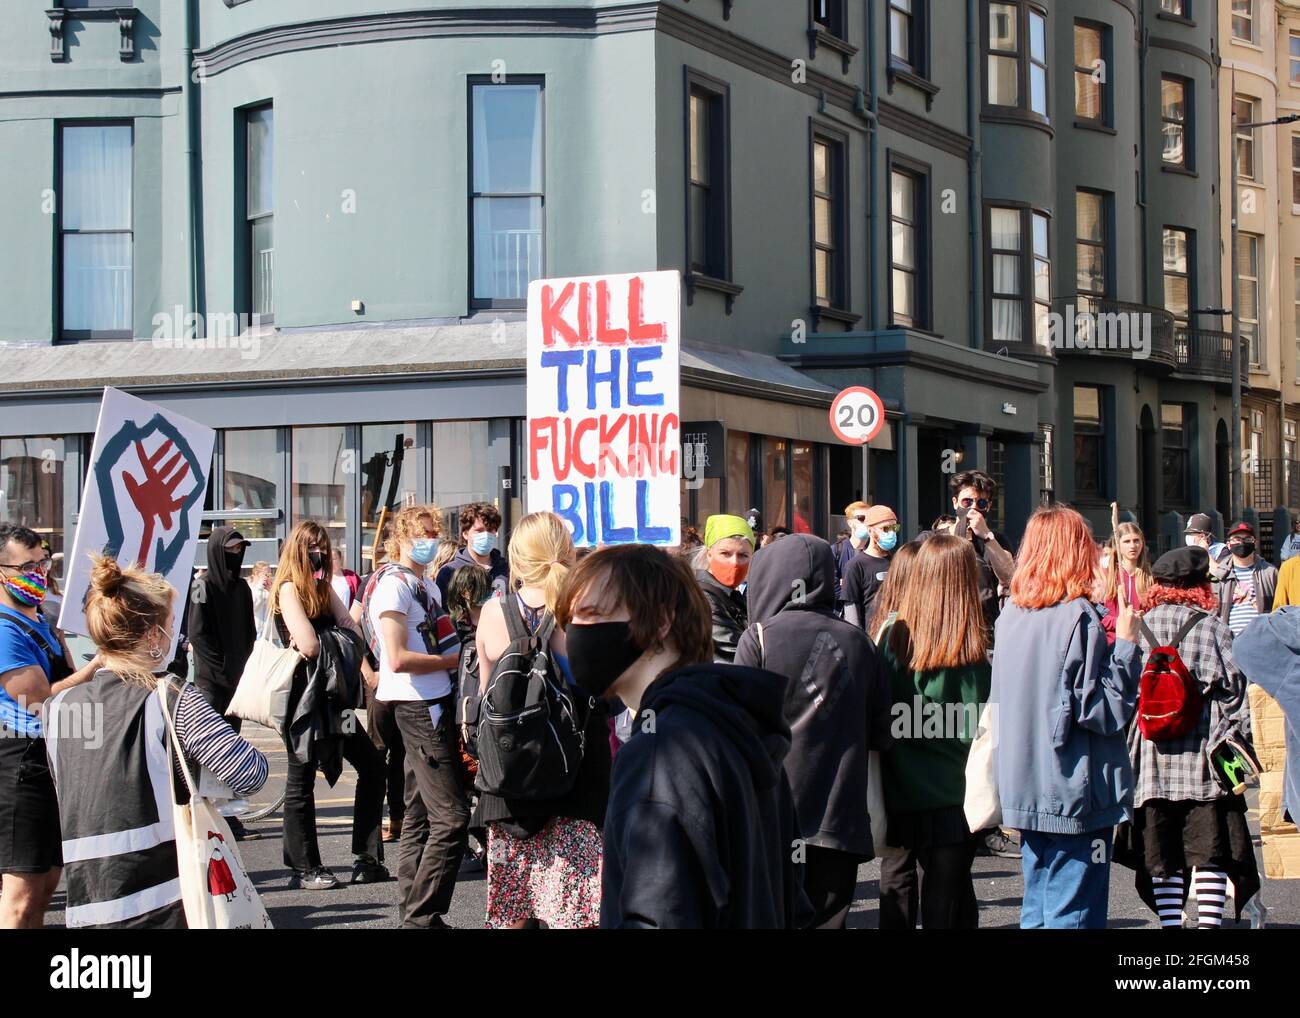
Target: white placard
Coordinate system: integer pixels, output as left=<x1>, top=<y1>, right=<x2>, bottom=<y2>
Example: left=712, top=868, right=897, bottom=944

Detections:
left=59, top=388, right=215, bottom=654
left=526, top=270, right=681, bottom=547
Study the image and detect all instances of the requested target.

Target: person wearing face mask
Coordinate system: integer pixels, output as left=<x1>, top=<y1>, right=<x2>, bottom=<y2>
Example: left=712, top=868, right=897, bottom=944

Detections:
left=1217, top=522, right=1277, bottom=637
left=948, top=471, right=1016, bottom=630
left=558, top=543, right=806, bottom=928
left=841, top=504, right=901, bottom=631
left=0, top=524, right=99, bottom=928
left=1183, top=514, right=1230, bottom=580
left=474, top=512, right=610, bottom=929
left=360, top=505, right=465, bottom=926
left=187, top=527, right=255, bottom=738
left=694, top=515, right=754, bottom=663
left=42, top=555, right=268, bottom=928
left=435, top=502, right=510, bottom=606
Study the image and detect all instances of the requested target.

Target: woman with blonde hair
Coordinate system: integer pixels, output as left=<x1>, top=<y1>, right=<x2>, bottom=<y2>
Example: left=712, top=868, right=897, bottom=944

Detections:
left=274, top=520, right=388, bottom=891
left=991, top=505, right=1142, bottom=928
left=1099, top=521, right=1153, bottom=646
left=473, top=512, right=611, bottom=928
left=877, top=535, right=990, bottom=929
left=44, top=556, right=268, bottom=928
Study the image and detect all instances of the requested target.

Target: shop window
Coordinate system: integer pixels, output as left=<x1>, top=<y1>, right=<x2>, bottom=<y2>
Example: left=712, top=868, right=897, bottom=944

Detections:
left=222, top=429, right=281, bottom=540
left=727, top=431, right=752, bottom=513
left=291, top=426, right=348, bottom=556
left=0, top=437, right=67, bottom=584
left=432, top=420, right=496, bottom=534
left=791, top=442, right=816, bottom=534
left=361, top=423, right=419, bottom=572
left=764, top=438, right=790, bottom=532
left=1074, top=385, right=1105, bottom=498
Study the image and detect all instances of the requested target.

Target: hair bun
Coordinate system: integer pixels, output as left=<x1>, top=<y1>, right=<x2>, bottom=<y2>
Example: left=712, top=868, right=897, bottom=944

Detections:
left=89, top=554, right=127, bottom=597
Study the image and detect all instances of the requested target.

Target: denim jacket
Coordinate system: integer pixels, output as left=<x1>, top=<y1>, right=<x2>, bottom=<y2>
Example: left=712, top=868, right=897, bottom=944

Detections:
left=991, top=598, right=1142, bottom=835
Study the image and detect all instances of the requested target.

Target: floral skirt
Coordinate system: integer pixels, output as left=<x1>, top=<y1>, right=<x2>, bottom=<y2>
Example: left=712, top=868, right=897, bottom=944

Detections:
left=485, top=817, right=602, bottom=929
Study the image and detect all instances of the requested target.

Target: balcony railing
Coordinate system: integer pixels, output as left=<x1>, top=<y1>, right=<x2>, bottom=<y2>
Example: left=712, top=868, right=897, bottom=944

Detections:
left=1056, top=295, right=1177, bottom=368
left=1172, top=326, right=1244, bottom=385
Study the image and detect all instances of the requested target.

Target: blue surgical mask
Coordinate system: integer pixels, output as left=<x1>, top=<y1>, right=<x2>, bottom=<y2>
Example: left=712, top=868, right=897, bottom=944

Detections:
left=470, top=531, right=497, bottom=556
left=877, top=530, right=899, bottom=553
left=410, top=538, right=438, bottom=565
left=853, top=526, right=870, bottom=543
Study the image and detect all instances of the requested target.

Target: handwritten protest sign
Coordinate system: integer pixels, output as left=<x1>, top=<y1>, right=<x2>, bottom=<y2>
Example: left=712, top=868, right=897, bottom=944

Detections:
left=60, top=388, right=215, bottom=653
left=527, top=270, right=681, bottom=547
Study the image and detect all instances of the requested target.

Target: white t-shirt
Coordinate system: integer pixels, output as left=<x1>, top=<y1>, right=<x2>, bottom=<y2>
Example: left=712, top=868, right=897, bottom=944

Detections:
left=331, top=575, right=353, bottom=610
left=368, top=571, right=455, bottom=702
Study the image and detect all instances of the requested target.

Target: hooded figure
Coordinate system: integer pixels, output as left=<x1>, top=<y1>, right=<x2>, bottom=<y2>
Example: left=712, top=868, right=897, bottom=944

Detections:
left=734, top=533, right=893, bottom=927
left=187, top=526, right=256, bottom=724
left=601, top=662, right=808, bottom=929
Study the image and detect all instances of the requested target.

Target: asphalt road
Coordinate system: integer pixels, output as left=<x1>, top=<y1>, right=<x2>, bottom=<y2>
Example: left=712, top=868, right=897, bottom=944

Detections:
left=40, top=718, right=1300, bottom=930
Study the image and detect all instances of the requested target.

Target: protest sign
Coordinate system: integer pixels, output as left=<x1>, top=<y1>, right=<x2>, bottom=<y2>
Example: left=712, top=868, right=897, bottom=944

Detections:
left=60, top=388, right=215, bottom=654
left=526, top=270, right=681, bottom=547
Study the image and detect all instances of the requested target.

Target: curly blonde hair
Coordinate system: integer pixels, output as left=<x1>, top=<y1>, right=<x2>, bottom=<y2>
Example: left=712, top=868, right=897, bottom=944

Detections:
left=384, top=505, right=444, bottom=562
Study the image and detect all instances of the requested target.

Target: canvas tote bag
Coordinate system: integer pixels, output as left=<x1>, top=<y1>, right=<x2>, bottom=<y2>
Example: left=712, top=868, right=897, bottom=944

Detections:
left=225, top=601, right=303, bottom=732
left=963, top=702, right=1000, bottom=832
left=158, top=683, right=273, bottom=929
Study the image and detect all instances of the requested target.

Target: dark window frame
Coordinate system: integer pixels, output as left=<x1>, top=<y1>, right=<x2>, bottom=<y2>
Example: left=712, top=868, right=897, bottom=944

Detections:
left=886, top=151, right=932, bottom=331
left=1073, top=383, right=1107, bottom=500
left=1072, top=19, right=1111, bottom=128
left=1161, top=74, right=1194, bottom=172
left=983, top=1, right=1051, bottom=128
left=1236, top=94, right=1258, bottom=182
left=808, top=121, right=857, bottom=326
left=1162, top=225, right=1196, bottom=326
left=811, top=0, right=847, bottom=39
left=1161, top=401, right=1194, bottom=508
left=55, top=118, right=134, bottom=344
left=683, top=67, right=741, bottom=312
left=467, top=74, right=546, bottom=312
left=243, top=102, right=274, bottom=327
left=1075, top=188, right=1111, bottom=299
left=983, top=200, right=1053, bottom=355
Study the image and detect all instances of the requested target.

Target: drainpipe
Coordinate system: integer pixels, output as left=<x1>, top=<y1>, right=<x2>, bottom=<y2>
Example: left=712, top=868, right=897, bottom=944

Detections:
left=967, top=0, right=982, bottom=349
left=1137, top=3, right=1149, bottom=305
left=183, top=0, right=200, bottom=338
left=866, top=0, right=880, bottom=330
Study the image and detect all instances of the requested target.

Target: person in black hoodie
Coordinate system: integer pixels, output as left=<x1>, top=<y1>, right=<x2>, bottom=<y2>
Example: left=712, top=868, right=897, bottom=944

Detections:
left=556, top=543, right=806, bottom=929
left=187, top=526, right=255, bottom=731
left=735, top=533, right=893, bottom=928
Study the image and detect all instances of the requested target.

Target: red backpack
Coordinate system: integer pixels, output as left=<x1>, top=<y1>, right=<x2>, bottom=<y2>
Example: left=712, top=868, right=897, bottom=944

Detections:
left=1136, top=614, right=1206, bottom=742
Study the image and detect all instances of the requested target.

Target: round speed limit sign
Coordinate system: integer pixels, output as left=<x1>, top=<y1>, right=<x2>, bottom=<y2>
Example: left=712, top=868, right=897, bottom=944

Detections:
left=829, top=386, right=885, bottom=445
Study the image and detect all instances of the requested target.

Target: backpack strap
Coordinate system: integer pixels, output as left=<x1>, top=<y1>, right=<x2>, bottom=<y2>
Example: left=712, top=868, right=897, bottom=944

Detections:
left=1137, top=618, right=1159, bottom=652
left=0, top=611, right=66, bottom=675
left=501, top=591, right=531, bottom=643
left=1170, top=610, right=1207, bottom=649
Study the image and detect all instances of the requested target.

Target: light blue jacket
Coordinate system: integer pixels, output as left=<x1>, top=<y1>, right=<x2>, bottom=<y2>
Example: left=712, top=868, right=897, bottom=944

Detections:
left=991, top=598, right=1142, bottom=835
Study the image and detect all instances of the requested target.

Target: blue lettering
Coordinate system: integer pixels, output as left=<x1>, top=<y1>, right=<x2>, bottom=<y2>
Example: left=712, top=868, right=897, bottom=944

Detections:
left=551, top=485, right=584, bottom=544
left=586, top=349, right=622, bottom=411
left=584, top=482, right=598, bottom=546
left=600, top=481, right=634, bottom=543
left=626, top=347, right=665, bottom=407
left=540, top=351, right=583, bottom=413
left=636, top=480, right=672, bottom=543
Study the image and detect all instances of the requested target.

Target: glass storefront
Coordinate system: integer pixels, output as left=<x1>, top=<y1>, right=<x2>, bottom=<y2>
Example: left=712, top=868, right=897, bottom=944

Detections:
left=433, top=420, right=495, bottom=535
left=291, top=426, right=349, bottom=557
left=791, top=441, right=815, bottom=534
left=0, top=436, right=66, bottom=582
left=763, top=437, right=790, bottom=531
left=223, top=428, right=280, bottom=539
left=360, top=422, right=419, bottom=572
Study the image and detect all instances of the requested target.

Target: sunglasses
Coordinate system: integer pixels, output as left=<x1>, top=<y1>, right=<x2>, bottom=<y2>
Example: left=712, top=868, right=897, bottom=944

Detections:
left=851, top=514, right=869, bottom=524
left=958, top=498, right=990, bottom=511
left=877, top=524, right=901, bottom=534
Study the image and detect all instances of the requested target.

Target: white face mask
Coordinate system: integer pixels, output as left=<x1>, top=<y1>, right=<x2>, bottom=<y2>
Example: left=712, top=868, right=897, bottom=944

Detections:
left=1185, top=535, right=1200, bottom=548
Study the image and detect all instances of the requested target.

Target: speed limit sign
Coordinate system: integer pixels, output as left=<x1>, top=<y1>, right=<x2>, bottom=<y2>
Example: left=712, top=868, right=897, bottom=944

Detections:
left=829, top=386, right=885, bottom=445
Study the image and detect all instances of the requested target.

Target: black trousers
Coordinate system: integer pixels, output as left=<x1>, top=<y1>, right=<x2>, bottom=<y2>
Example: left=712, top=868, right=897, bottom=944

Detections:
left=393, top=699, right=469, bottom=927
left=282, top=727, right=386, bottom=873
left=802, top=845, right=861, bottom=928
left=192, top=675, right=240, bottom=735
left=364, top=684, right=406, bottom=826
left=878, top=838, right=978, bottom=930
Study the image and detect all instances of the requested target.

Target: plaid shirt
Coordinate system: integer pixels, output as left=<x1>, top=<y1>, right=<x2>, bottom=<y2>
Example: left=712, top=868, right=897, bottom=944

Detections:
left=1130, top=603, right=1253, bottom=805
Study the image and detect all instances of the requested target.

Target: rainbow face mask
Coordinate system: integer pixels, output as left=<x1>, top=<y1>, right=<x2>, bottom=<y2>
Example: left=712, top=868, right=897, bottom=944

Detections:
left=3, top=570, right=47, bottom=607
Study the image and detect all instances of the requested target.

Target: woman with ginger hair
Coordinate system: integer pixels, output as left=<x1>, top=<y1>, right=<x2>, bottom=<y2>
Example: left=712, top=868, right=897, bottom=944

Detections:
left=990, top=505, right=1143, bottom=928
left=43, top=556, right=268, bottom=927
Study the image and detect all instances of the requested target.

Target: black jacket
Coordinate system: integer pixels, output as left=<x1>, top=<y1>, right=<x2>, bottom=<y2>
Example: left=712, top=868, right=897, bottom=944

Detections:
left=286, top=625, right=367, bottom=785
left=600, top=663, right=806, bottom=929
left=187, top=526, right=256, bottom=692
left=736, top=534, right=893, bottom=859
left=696, top=568, right=747, bottom=663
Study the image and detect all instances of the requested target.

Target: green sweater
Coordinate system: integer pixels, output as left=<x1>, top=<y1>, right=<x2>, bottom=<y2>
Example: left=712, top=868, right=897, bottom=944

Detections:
left=879, top=633, right=992, bottom=815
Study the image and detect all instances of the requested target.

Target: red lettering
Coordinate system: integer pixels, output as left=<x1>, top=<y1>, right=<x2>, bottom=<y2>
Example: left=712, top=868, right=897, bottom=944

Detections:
left=577, top=281, right=593, bottom=346
left=541, top=282, right=579, bottom=348
left=596, top=280, right=628, bottom=346
left=659, top=414, right=680, bottom=474
left=598, top=414, right=630, bottom=478
left=572, top=418, right=597, bottom=479
left=529, top=417, right=555, bottom=480
left=550, top=417, right=575, bottom=481
left=627, top=275, right=667, bottom=344
left=634, top=413, right=655, bottom=478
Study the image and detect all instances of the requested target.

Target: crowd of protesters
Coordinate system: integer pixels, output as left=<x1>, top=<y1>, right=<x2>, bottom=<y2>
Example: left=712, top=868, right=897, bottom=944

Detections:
left=0, top=466, right=1290, bottom=928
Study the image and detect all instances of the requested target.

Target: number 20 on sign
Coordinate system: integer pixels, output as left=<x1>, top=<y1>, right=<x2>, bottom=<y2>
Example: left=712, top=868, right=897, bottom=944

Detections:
left=829, top=386, right=885, bottom=446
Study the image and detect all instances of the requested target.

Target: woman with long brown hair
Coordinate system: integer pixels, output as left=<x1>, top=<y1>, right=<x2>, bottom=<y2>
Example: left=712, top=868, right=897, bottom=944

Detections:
left=991, top=505, right=1142, bottom=928
left=867, top=539, right=921, bottom=640
left=273, top=520, right=388, bottom=891
left=876, top=535, right=990, bottom=929
left=44, top=556, right=267, bottom=928
left=1098, top=521, right=1153, bottom=645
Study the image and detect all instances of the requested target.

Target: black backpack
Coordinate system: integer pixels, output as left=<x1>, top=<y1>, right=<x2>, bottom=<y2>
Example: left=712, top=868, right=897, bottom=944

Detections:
left=475, top=593, right=589, bottom=801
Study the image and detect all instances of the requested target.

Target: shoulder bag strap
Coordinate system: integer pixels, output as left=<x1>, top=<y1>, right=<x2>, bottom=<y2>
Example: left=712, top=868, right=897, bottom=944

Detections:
left=156, top=680, right=201, bottom=802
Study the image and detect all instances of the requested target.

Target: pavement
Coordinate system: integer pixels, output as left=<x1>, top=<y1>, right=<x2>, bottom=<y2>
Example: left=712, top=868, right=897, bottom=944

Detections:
left=40, top=716, right=1300, bottom=930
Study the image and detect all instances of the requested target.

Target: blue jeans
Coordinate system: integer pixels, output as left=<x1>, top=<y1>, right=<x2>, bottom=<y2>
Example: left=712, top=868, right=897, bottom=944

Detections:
left=1019, top=828, right=1112, bottom=929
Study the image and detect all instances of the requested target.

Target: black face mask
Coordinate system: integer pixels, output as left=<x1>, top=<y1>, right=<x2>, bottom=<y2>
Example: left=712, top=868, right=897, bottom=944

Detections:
left=225, top=549, right=246, bottom=575
left=1232, top=541, right=1256, bottom=559
left=308, top=551, right=327, bottom=572
left=565, top=621, right=645, bottom=699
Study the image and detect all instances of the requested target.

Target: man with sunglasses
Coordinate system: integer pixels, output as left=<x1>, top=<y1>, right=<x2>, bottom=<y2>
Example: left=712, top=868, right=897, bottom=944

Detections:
left=0, top=524, right=99, bottom=927
left=949, top=471, right=1015, bottom=631
left=841, top=504, right=901, bottom=631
